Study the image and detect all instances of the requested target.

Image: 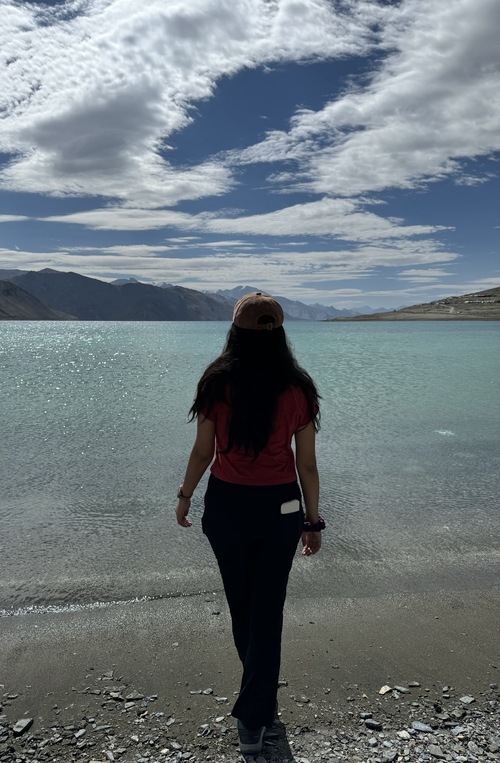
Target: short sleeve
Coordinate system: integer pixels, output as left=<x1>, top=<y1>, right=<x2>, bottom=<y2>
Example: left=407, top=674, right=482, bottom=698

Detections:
left=199, top=403, right=216, bottom=422
left=293, top=386, right=315, bottom=430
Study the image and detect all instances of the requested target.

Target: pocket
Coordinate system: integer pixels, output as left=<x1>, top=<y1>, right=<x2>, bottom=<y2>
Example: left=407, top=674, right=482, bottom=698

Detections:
left=280, top=499, right=300, bottom=514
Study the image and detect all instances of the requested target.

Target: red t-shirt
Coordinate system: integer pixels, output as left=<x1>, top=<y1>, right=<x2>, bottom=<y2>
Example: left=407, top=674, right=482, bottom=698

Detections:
left=205, top=385, right=313, bottom=486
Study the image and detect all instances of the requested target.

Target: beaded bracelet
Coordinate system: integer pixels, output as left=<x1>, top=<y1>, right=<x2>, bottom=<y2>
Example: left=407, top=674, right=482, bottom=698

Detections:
left=303, top=515, right=326, bottom=532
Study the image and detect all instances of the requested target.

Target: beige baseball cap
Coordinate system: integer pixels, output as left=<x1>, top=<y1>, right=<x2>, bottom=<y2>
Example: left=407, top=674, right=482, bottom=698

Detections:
left=232, top=292, right=284, bottom=330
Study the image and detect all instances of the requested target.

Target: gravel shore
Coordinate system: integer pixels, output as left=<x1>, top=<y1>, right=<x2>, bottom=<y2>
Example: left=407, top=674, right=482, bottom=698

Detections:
left=1, top=587, right=499, bottom=762
left=2, top=671, right=499, bottom=763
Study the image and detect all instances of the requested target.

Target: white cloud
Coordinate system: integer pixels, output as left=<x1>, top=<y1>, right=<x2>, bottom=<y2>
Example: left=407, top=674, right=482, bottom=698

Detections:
left=0, top=0, right=378, bottom=204
left=396, top=267, right=455, bottom=282
left=0, top=239, right=458, bottom=292
left=1, top=0, right=497, bottom=304
left=201, top=198, right=453, bottom=240
left=43, top=206, right=199, bottom=230
left=0, top=214, right=29, bottom=222
left=234, top=0, right=500, bottom=196
left=42, top=197, right=453, bottom=245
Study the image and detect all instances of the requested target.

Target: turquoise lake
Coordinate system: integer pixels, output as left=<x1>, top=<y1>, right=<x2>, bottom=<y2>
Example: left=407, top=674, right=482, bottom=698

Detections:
left=1, top=321, right=499, bottom=615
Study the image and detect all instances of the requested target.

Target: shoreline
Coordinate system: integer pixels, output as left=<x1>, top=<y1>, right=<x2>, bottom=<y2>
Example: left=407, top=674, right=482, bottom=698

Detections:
left=1, top=585, right=499, bottom=761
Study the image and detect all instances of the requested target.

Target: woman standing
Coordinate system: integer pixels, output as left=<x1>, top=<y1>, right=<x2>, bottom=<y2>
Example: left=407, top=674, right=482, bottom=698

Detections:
left=176, top=292, right=324, bottom=755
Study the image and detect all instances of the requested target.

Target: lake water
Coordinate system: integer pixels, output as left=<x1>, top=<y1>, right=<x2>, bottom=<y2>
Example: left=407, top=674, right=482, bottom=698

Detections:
left=1, top=321, right=499, bottom=616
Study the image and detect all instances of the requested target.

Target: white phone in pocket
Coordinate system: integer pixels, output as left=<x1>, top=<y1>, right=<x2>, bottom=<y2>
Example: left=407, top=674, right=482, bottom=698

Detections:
left=280, top=499, right=300, bottom=514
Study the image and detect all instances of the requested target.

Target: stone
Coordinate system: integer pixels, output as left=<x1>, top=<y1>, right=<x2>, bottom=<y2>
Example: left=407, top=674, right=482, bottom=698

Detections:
left=125, top=691, right=144, bottom=701
left=382, top=751, right=397, bottom=762
left=397, top=731, right=411, bottom=740
left=379, top=685, right=392, bottom=695
left=365, top=719, right=383, bottom=731
left=74, top=728, right=86, bottom=739
left=393, top=686, right=410, bottom=694
left=411, top=721, right=433, bottom=733
left=13, top=717, right=34, bottom=736
left=460, top=695, right=475, bottom=704
left=428, top=744, right=445, bottom=759
left=468, top=740, right=483, bottom=756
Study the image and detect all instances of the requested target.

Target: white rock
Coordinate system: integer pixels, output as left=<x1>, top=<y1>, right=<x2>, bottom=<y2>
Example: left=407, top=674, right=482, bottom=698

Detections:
left=460, top=695, right=475, bottom=704
left=397, top=730, right=411, bottom=740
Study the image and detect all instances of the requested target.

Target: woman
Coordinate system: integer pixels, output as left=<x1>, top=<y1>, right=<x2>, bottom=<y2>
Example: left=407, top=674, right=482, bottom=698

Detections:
left=176, top=292, right=324, bottom=755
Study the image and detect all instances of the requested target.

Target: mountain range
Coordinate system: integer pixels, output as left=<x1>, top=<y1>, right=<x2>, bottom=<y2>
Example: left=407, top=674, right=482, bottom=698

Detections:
left=0, top=268, right=385, bottom=322
left=0, top=269, right=232, bottom=321
left=211, top=285, right=389, bottom=320
left=3, top=267, right=496, bottom=322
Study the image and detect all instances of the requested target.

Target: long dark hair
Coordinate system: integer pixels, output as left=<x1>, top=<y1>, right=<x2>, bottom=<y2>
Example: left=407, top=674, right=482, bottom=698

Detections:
left=189, top=325, right=320, bottom=457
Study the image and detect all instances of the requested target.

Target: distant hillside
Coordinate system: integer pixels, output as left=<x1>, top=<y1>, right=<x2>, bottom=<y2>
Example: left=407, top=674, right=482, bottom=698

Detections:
left=0, top=280, right=76, bottom=320
left=8, top=270, right=233, bottom=321
left=327, top=288, right=500, bottom=321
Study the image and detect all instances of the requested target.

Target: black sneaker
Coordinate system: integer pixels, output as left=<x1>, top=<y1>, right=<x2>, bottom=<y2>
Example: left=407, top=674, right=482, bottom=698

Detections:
left=237, top=720, right=265, bottom=754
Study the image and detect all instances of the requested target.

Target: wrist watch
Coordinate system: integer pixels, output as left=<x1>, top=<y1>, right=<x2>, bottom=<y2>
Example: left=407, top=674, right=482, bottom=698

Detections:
left=177, top=486, right=192, bottom=500
left=303, top=515, right=326, bottom=532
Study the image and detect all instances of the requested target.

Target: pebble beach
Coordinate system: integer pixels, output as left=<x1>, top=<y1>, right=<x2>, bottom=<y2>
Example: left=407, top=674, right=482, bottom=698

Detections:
left=1, top=586, right=499, bottom=762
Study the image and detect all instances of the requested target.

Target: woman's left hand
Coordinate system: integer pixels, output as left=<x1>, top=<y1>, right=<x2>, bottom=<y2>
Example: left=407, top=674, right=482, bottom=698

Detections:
left=176, top=498, right=193, bottom=527
left=301, top=531, right=321, bottom=555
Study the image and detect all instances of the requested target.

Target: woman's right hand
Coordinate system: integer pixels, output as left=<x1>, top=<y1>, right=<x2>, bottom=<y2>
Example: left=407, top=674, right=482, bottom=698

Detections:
left=301, top=531, right=321, bottom=555
left=176, top=498, right=192, bottom=527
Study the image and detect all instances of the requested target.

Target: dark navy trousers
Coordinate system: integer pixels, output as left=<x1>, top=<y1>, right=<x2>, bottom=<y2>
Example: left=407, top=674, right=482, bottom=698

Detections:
left=202, top=475, right=303, bottom=729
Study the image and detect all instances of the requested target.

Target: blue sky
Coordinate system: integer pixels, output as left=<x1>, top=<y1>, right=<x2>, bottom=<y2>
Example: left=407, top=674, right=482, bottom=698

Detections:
left=0, top=0, right=498, bottom=308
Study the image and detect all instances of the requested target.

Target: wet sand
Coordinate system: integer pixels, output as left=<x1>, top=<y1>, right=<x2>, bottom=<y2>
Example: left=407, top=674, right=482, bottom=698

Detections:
left=1, top=585, right=499, bottom=760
